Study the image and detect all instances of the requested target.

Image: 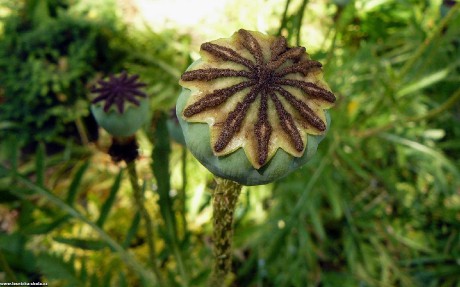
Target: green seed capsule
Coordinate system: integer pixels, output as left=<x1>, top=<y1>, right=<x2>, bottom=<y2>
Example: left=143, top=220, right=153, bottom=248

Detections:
left=91, top=98, right=150, bottom=137
left=177, top=30, right=335, bottom=185
left=90, top=72, right=149, bottom=137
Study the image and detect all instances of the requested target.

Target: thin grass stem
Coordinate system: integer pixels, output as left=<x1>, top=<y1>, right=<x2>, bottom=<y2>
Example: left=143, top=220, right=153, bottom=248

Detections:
left=126, top=161, right=166, bottom=287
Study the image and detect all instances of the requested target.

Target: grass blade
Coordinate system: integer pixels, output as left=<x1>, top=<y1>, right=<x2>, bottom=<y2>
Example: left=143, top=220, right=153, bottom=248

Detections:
left=36, top=253, right=82, bottom=286
left=380, top=133, right=460, bottom=180
left=96, top=169, right=123, bottom=228
left=122, top=211, right=141, bottom=248
left=66, top=161, right=90, bottom=205
left=152, top=112, right=189, bottom=284
left=53, top=237, right=108, bottom=251
left=22, top=215, right=70, bottom=235
left=397, top=68, right=450, bottom=98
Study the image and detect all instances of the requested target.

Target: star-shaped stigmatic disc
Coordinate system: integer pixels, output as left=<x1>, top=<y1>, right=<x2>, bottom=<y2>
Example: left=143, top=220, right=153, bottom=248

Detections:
left=91, top=71, right=147, bottom=113
left=179, top=29, right=335, bottom=169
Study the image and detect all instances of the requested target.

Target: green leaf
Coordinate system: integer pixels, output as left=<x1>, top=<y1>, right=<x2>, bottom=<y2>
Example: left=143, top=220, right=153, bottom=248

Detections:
left=0, top=164, right=8, bottom=179
left=381, top=133, right=460, bottom=180
left=308, top=202, right=326, bottom=241
left=35, top=142, right=45, bottom=187
left=335, top=147, right=371, bottom=181
left=118, top=272, right=128, bottom=287
left=21, top=215, right=70, bottom=235
left=102, top=269, right=113, bottom=287
left=36, top=253, right=82, bottom=286
left=66, top=161, right=90, bottom=205
left=96, top=169, right=122, bottom=228
left=53, top=236, right=108, bottom=251
left=80, top=257, right=87, bottom=283
left=90, top=273, right=99, bottom=286
left=0, top=248, right=37, bottom=274
left=266, top=143, right=334, bottom=262
left=0, top=121, right=20, bottom=130
left=324, top=180, right=343, bottom=219
left=122, top=211, right=141, bottom=248
left=152, top=113, right=177, bottom=236
left=0, top=233, right=24, bottom=254
left=151, top=112, right=189, bottom=282
left=397, top=68, right=450, bottom=98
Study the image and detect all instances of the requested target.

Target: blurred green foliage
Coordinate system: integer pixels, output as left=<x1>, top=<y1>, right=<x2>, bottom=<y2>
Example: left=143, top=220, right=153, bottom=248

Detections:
left=0, top=0, right=126, bottom=146
left=1, top=0, right=460, bottom=286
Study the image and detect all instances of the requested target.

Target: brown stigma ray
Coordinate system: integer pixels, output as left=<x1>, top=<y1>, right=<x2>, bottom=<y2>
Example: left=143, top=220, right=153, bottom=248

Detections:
left=275, top=78, right=336, bottom=103
left=266, top=47, right=306, bottom=71
left=201, top=42, right=255, bottom=70
left=180, top=29, right=335, bottom=168
left=270, top=37, right=288, bottom=60
left=183, top=81, right=255, bottom=117
left=270, top=92, right=304, bottom=152
left=238, top=29, right=265, bottom=65
left=254, top=92, right=272, bottom=165
left=273, top=86, right=326, bottom=131
left=275, top=60, right=323, bottom=77
left=181, top=68, right=253, bottom=81
left=214, top=85, right=261, bottom=152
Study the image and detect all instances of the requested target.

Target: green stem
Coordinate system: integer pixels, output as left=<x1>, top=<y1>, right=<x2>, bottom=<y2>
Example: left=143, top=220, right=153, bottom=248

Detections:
left=172, top=240, right=189, bottom=286
left=208, top=178, right=243, bottom=287
left=323, top=0, right=356, bottom=68
left=295, top=0, right=309, bottom=46
left=277, top=0, right=292, bottom=36
left=126, top=161, right=166, bottom=287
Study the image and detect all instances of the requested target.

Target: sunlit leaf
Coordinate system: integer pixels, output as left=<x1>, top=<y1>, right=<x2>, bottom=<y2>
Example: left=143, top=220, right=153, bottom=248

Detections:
left=397, top=68, right=450, bottom=98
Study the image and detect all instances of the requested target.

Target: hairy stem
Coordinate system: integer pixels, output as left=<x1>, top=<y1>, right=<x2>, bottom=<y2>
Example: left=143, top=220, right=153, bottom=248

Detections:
left=208, top=178, right=243, bottom=287
left=127, top=161, right=166, bottom=287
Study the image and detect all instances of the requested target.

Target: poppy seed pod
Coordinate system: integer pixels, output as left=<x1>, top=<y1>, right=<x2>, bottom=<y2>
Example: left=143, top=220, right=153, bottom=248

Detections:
left=177, top=29, right=335, bottom=185
left=90, top=72, right=150, bottom=137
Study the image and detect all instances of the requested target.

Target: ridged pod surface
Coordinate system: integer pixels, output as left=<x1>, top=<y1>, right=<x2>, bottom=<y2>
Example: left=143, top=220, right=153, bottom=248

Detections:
left=90, top=72, right=150, bottom=137
left=177, top=30, right=335, bottom=185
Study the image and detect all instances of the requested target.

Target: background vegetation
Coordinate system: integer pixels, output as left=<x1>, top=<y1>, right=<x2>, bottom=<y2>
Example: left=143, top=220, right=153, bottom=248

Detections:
left=0, top=0, right=459, bottom=286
